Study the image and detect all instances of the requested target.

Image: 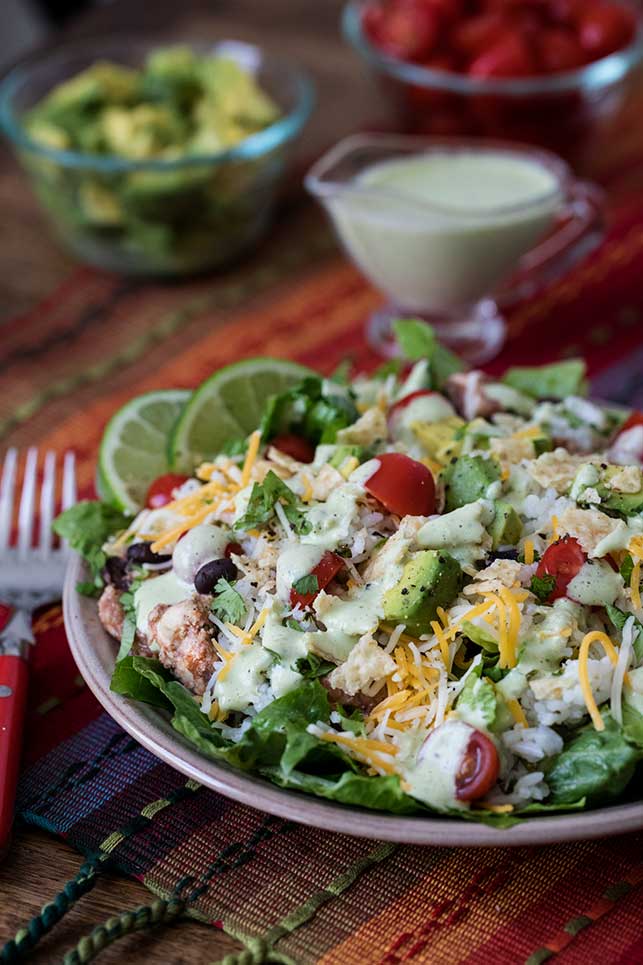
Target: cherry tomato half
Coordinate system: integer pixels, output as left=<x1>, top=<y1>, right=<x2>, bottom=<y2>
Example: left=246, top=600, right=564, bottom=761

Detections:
left=364, top=452, right=436, bottom=517
left=388, top=389, right=437, bottom=424
left=455, top=729, right=501, bottom=802
left=145, top=473, right=190, bottom=509
left=616, top=410, right=643, bottom=436
left=290, top=551, right=345, bottom=608
left=535, top=535, right=587, bottom=602
left=270, top=433, right=315, bottom=464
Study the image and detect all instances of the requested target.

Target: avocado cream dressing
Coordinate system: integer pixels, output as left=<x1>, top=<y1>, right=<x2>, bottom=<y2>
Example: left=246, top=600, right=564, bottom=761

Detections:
left=135, top=570, right=191, bottom=635
left=329, top=151, right=561, bottom=310
left=402, top=719, right=472, bottom=812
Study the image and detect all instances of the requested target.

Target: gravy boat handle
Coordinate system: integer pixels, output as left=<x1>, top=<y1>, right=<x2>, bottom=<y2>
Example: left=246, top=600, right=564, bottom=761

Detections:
left=496, top=180, right=605, bottom=306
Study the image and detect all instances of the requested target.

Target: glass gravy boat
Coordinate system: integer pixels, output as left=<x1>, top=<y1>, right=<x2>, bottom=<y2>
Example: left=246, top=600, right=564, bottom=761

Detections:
left=305, top=134, right=605, bottom=363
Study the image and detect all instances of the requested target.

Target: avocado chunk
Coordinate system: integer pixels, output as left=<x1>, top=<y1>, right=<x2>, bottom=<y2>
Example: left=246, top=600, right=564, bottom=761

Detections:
left=502, top=359, right=586, bottom=401
left=572, top=463, right=643, bottom=516
left=383, top=551, right=463, bottom=636
left=490, top=500, right=523, bottom=549
left=411, top=416, right=464, bottom=463
left=442, top=455, right=501, bottom=512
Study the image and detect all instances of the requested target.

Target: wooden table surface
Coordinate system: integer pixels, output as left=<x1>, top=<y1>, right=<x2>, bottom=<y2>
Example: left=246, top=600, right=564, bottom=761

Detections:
left=0, top=2, right=380, bottom=961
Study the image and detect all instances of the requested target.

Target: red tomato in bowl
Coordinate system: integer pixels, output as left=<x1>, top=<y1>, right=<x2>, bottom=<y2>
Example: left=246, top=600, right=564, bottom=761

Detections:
left=377, top=1, right=441, bottom=60
left=535, top=535, right=587, bottom=601
left=540, top=27, right=586, bottom=71
left=271, top=433, right=315, bottom=464
left=578, top=3, right=636, bottom=59
left=290, top=551, right=345, bottom=608
left=469, top=30, right=535, bottom=77
left=145, top=473, right=189, bottom=509
left=364, top=452, right=436, bottom=517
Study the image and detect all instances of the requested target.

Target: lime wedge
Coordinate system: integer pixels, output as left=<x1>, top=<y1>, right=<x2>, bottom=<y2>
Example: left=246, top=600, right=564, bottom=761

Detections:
left=169, top=357, right=313, bottom=473
left=98, top=389, right=191, bottom=514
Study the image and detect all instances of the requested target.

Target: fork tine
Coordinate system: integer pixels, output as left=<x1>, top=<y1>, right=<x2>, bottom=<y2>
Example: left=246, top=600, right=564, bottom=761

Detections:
left=17, top=448, right=38, bottom=558
left=0, top=448, right=18, bottom=551
left=38, top=451, right=56, bottom=558
left=61, top=452, right=77, bottom=554
left=62, top=451, right=77, bottom=510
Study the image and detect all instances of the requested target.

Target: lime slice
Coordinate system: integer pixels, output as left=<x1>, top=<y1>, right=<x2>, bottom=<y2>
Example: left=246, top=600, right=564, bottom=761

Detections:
left=98, top=388, right=192, bottom=514
left=169, top=357, right=313, bottom=473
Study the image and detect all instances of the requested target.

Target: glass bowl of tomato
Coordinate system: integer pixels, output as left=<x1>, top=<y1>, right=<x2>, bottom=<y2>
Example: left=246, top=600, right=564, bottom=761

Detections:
left=343, top=0, right=643, bottom=171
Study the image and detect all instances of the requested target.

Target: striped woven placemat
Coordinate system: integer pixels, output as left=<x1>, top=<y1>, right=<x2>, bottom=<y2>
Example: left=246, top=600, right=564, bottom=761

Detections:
left=3, top=197, right=643, bottom=965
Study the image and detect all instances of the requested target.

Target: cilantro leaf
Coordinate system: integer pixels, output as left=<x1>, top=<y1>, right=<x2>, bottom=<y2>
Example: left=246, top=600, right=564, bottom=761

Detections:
left=220, top=436, right=248, bottom=457
left=234, top=470, right=309, bottom=534
left=53, top=501, right=132, bottom=581
left=285, top=618, right=305, bottom=632
left=606, top=604, right=643, bottom=661
left=530, top=573, right=556, bottom=603
left=292, top=574, right=319, bottom=596
left=620, top=553, right=634, bottom=584
left=115, top=575, right=146, bottom=662
left=210, top=578, right=247, bottom=626
left=337, top=707, right=366, bottom=736
left=295, top=653, right=335, bottom=679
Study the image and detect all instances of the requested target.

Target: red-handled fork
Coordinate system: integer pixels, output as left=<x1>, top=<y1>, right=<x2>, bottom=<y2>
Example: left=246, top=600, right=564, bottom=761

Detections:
left=0, top=448, right=76, bottom=857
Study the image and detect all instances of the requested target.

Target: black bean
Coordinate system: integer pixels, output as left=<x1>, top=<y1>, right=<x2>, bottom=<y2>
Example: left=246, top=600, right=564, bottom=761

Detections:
left=490, top=549, right=519, bottom=561
left=103, top=556, right=131, bottom=591
left=126, top=541, right=171, bottom=565
left=194, top=557, right=238, bottom=594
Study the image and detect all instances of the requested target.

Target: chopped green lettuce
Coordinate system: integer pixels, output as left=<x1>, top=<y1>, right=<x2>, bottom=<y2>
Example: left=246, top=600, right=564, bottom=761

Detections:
left=393, top=319, right=464, bottom=389
left=502, top=359, right=586, bottom=400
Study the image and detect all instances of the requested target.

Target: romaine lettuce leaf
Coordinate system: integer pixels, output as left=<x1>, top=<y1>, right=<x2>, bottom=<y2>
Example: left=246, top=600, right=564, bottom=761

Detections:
left=392, top=318, right=464, bottom=389
left=546, top=713, right=643, bottom=804
left=260, top=376, right=357, bottom=445
left=502, top=359, right=586, bottom=400
left=53, top=499, right=131, bottom=584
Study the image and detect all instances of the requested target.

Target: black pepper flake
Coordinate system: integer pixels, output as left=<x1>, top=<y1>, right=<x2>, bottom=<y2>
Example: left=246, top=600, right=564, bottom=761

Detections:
left=401, top=588, right=409, bottom=595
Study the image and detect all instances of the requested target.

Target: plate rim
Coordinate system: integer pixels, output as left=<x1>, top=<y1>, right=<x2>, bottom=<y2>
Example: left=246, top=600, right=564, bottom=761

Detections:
left=64, top=555, right=643, bottom=847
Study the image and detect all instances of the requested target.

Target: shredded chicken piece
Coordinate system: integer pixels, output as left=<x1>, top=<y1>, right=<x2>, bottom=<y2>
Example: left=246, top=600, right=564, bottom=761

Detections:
left=97, top=585, right=153, bottom=656
left=148, top=596, right=217, bottom=695
left=445, top=371, right=500, bottom=421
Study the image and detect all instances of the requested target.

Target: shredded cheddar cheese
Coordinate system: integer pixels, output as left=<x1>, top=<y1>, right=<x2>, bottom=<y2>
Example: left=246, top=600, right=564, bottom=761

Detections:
left=631, top=560, right=642, bottom=610
left=524, top=539, right=535, bottom=565
left=507, top=698, right=528, bottom=728
left=578, top=630, right=627, bottom=731
left=240, top=430, right=261, bottom=488
left=431, top=620, right=451, bottom=669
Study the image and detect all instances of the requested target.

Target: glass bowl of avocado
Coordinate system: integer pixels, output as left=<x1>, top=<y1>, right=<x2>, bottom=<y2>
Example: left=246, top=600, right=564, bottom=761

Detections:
left=0, top=40, right=314, bottom=276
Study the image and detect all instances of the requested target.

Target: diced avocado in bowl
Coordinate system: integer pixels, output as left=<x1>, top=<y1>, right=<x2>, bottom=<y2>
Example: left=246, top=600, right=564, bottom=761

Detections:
left=2, top=41, right=313, bottom=276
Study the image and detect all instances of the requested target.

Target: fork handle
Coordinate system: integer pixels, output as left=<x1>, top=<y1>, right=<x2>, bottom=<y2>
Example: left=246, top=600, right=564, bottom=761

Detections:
left=0, top=655, right=28, bottom=857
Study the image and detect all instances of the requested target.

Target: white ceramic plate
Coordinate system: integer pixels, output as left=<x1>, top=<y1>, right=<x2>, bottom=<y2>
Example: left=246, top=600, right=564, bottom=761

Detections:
left=64, top=555, right=643, bottom=847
